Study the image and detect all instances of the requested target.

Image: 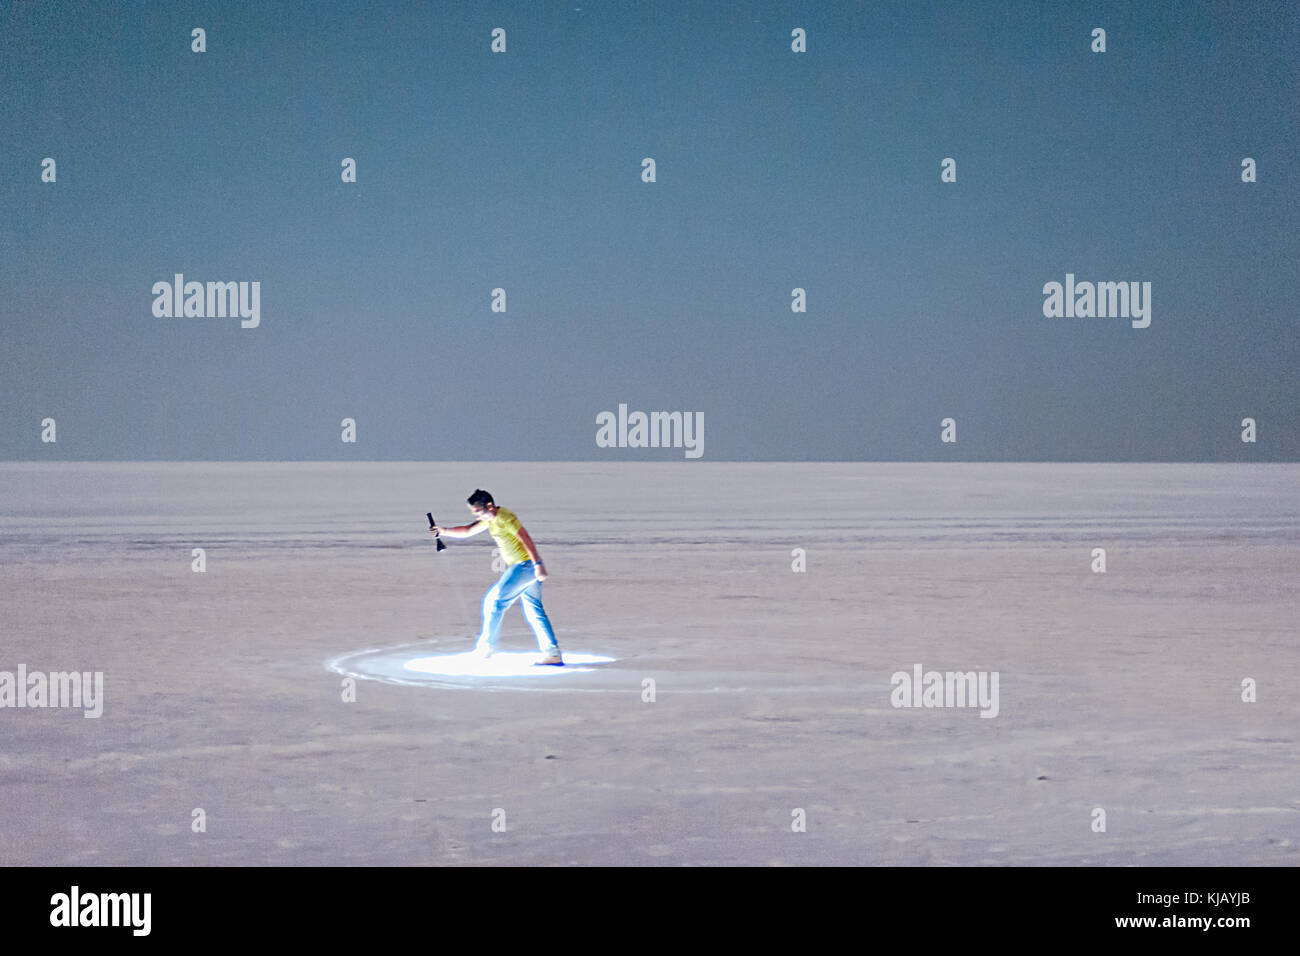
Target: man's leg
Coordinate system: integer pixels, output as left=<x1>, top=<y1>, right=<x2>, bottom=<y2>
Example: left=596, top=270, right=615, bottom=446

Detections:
left=474, top=579, right=503, bottom=652
left=519, top=578, right=558, bottom=653
left=476, top=561, right=538, bottom=651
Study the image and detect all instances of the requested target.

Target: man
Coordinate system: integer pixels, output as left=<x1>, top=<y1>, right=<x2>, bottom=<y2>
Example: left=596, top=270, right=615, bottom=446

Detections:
left=430, top=489, right=563, bottom=665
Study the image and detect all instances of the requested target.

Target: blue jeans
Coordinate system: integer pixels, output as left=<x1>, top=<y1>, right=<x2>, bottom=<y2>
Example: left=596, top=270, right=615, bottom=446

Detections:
left=476, top=560, right=557, bottom=651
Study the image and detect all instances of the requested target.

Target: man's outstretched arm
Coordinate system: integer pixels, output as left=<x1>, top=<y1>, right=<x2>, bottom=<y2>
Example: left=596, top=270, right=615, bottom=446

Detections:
left=431, top=519, right=488, bottom=539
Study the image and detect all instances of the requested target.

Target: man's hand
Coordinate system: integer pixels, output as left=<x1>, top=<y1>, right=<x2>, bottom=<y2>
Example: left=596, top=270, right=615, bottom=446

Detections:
left=535, top=562, right=548, bottom=581
left=429, top=525, right=443, bottom=537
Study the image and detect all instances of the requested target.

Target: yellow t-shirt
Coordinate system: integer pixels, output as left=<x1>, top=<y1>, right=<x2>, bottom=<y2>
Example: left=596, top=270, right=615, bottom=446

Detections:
left=485, top=507, right=531, bottom=566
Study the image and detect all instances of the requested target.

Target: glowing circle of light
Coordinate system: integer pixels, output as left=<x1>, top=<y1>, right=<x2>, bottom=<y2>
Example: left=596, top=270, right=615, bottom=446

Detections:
left=325, top=639, right=628, bottom=692
left=403, top=650, right=615, bottom=678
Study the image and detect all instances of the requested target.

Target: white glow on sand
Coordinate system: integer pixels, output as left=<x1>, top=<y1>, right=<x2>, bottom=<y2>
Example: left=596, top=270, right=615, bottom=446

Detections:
left=404, top=651, right=615, bottom=678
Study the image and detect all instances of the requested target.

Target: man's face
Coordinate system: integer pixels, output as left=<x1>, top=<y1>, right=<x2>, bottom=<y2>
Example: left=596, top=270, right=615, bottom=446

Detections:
left=469, top=502, right=497, bottom=521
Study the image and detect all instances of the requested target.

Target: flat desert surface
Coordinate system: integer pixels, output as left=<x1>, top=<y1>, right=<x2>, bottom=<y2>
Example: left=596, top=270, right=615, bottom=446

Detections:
left=2, top=462, right=1297, bottom=865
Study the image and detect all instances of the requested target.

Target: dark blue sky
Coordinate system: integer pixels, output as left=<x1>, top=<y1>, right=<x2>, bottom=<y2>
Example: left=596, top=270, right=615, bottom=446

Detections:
left=2, top=0, right=1297, bottom=460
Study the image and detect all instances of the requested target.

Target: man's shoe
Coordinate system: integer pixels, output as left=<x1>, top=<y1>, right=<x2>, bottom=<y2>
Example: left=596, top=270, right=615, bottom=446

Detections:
left=534, top=647, right=564, bottom=666
left=468, top=643, right=494, bottom=660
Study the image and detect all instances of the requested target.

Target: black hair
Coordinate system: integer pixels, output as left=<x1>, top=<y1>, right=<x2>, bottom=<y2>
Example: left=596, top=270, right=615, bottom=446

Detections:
left=467, top=489, right=494, bottom=508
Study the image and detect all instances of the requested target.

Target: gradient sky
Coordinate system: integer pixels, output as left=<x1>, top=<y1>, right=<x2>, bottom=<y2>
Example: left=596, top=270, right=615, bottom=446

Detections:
left=2, top=0, right=1297, bottom=460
